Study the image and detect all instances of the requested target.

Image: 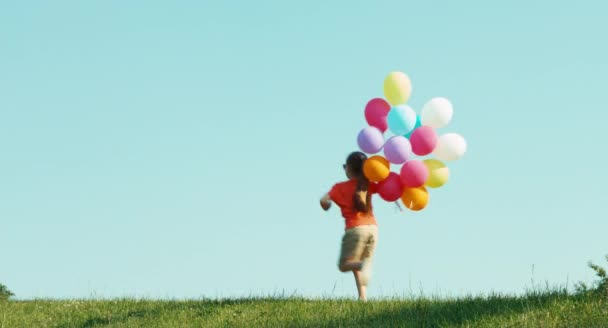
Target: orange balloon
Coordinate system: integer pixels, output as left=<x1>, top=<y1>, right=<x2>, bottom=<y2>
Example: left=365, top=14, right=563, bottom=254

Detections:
left=401, top=186, right=429, bottom=211
left=363, top=155, right=390, bottom=183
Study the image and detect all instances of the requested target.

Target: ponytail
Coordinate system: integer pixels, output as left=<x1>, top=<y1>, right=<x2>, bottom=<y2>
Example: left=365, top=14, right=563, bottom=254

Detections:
left=353, top=177, right=372, bottom=213
left=346, top=151, right=372, bottom=213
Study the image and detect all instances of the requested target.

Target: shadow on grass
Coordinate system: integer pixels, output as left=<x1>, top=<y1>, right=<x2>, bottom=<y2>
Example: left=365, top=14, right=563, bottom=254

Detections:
left=61, top=297, right=290, bottom=328
left=58, top=309, right=144, bottom=328
left=58, top=301, right=218, bottom=328
left=58, top=297, right=319, bottom=327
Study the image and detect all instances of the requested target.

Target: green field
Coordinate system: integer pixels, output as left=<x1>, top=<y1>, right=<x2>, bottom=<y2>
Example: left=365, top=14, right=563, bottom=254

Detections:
left=1, top=290, right=607, bottom=328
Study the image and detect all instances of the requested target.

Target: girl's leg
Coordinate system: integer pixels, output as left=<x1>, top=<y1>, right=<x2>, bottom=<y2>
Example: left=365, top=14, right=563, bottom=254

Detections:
left=353, top=270, right=367, bottom=301
left=339, top=260, right=363, bottom=272
left=358, top=226, right=378, bottom=287
left=338, top=227, right=370, bottom=301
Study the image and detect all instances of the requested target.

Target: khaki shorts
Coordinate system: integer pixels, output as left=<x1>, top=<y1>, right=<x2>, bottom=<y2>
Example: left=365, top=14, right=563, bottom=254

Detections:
left=338, top=225, right=378, bottom=269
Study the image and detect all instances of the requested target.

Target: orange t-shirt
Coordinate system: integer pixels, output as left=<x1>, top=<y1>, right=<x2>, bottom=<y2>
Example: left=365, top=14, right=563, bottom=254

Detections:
left=329, top=179, right=378, bottom=230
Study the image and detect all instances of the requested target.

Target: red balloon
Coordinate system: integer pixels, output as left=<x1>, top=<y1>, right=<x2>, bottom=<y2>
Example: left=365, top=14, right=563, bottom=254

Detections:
left=377, top=172, right=404, bottom=202
left=400, top=160, right=429, bottom=187
left=410, top=126, right=438, bottom=156
left=364, top=98, right=391, bottom=133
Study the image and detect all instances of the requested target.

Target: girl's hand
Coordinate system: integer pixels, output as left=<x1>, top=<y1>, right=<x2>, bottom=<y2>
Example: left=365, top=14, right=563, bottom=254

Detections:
left=320, top=193, right=332, bottom=211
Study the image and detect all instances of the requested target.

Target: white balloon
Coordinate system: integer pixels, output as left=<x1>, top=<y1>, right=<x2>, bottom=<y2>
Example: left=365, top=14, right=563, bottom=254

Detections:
left=421, top=97, right=453, bottom=129
left=433, top=133, right=467, bottom=161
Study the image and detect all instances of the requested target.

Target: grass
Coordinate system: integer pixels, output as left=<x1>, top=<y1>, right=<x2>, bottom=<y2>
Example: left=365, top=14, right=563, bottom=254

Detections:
left=1, top=289, right=607, bottom=328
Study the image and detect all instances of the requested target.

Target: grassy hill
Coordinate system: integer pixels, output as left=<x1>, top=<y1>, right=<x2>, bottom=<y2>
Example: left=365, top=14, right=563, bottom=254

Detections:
left=1, top=290, right=607, bottom=327
left=2, top=258, right=607, bottom=327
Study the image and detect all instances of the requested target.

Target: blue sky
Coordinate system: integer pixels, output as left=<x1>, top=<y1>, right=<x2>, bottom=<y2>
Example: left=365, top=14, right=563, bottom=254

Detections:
left=1, top=0, right=607, bottom=300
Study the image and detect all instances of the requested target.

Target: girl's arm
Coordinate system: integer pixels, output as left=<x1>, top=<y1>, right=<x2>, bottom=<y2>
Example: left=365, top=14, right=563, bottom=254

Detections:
left=320, top=193, right=332, bottom=211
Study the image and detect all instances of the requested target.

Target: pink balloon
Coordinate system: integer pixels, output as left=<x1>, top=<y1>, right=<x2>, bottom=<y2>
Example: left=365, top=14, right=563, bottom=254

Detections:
left=410, top=126, right=438, bottom=156
left=400, top=160, right=429, bottom=187
left=364, top=98, right=391, bottom=132
left=377, top=172, right=403, bottom=202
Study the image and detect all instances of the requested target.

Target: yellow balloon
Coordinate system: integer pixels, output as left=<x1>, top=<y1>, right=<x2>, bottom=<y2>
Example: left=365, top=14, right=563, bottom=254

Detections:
left=424, top=159, right=450, bottom=188
left=363, top=155, right=390, bottom=183
left=401, top=186, right=429, bottom=211
left=383, top=71, right=412, bottom=106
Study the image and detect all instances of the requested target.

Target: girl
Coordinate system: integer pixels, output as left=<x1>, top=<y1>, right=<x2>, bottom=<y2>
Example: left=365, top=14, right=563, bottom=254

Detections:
left=320, top=151, right=378, bottom=301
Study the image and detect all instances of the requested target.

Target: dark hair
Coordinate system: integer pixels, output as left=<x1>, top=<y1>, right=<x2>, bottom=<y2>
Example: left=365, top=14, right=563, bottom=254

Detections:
left=345, top=151, right=372, bottom=213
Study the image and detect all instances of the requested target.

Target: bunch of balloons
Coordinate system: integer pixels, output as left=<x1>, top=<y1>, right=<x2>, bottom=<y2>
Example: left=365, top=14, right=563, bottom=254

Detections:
left=357, top=71, right=467, bottom=211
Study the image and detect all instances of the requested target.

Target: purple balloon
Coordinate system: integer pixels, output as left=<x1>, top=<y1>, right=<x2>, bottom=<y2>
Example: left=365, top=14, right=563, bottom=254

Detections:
left=357, top=126, right=385, bottom=154
left=383, top=136, right=411, bottom=164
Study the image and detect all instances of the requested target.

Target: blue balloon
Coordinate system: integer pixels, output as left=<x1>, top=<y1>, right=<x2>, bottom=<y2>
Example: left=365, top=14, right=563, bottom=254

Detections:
left=405, top=115, right=422, bottom=139
left=387, top=105, right=417, bottom=136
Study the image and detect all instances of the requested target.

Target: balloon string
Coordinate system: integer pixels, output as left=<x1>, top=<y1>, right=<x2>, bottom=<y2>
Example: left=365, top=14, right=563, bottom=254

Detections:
left=394, top=201, right=403, bottom=212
